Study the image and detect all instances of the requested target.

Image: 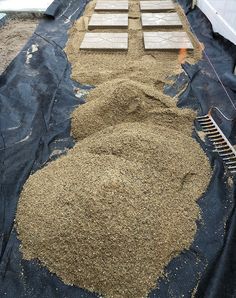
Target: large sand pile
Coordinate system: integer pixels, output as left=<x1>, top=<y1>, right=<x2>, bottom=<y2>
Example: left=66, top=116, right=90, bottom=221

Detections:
left=17, top=122, right=211, bottom=298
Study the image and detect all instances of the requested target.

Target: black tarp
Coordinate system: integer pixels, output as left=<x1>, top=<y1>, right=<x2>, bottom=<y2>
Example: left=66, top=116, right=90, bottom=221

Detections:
left=0, top=0, right=236, bottom=297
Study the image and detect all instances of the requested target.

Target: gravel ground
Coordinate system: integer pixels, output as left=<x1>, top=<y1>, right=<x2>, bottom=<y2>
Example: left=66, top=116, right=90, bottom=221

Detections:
left=0, top=18, right=38, bottom=74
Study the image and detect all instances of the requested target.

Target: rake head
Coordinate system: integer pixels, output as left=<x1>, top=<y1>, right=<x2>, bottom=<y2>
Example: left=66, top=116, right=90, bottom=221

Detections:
left=197, top=111, right=236, bottom=175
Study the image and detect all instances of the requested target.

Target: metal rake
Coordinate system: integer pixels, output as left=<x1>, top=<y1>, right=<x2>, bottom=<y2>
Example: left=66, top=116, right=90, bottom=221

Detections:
left=197, top=112, right=236, bottom=175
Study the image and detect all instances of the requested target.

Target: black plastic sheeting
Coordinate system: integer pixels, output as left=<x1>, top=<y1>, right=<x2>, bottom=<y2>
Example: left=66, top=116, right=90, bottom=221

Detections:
left=0, top=0, right=236, bottom=297
left=175, top=1, right=236, bottom=297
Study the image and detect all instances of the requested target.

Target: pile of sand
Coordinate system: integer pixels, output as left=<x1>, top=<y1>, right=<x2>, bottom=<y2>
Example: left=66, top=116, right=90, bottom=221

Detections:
left=16, top=0, right=211, bottom=297
left=17, top=122, right=211, bottom=298
left=71, top=78, right=196, bottom=140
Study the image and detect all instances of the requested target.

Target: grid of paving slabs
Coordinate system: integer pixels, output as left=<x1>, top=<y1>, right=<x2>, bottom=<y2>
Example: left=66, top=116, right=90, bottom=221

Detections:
left=141, top=0, right=194, bottom=50
left=80, top=1, right=194, bottom=53
left=80, top=0, right=129, bottom=50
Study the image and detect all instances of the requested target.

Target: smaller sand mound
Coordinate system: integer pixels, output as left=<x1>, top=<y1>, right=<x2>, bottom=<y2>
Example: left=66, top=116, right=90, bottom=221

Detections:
left=71, top=79, right=196, bottom=140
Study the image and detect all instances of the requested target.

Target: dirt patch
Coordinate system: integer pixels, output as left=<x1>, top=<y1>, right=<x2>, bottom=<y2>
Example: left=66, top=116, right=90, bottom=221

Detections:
left=17, top=122, right=211, bottom=298
left=0, top=18, right=38, bottom=74
left=65, top=0, right=202, bottom=86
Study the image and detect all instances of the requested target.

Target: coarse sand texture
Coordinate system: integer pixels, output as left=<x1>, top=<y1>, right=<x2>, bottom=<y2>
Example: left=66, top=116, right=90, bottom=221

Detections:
left=16, top=0, right=212, bottom=297
left=0, top=19, right=38, bottom=74
left=17, top=123, right=211, bottom=298
left=71, top=78, right=197, bottom=140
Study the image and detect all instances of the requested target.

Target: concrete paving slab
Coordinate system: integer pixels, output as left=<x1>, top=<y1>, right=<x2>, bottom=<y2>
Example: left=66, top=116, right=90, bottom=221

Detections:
left=141, top=12, right=182, bottom=27
left=140, top=0, right=175, bottom=11
left=80, top=32, right=128, bottom=50
left=143, top=31, right=194, bottom=50
left=88, top=13, right=128, bottom=29
left=95, top=0, right=128, bottom=11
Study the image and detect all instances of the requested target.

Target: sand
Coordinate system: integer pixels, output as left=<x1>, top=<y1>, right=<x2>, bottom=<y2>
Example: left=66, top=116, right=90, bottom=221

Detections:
left=16, top=122, right=211, bottom=298
left=0, top=18, right=38, bottom=74
left=71, top=78, right=196, bottom=140
left=16, top=1, right=211, bottom=297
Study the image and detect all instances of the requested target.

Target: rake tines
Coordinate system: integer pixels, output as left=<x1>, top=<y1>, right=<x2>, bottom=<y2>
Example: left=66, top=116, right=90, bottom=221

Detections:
left=196, top=114, right=236, bottom=175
